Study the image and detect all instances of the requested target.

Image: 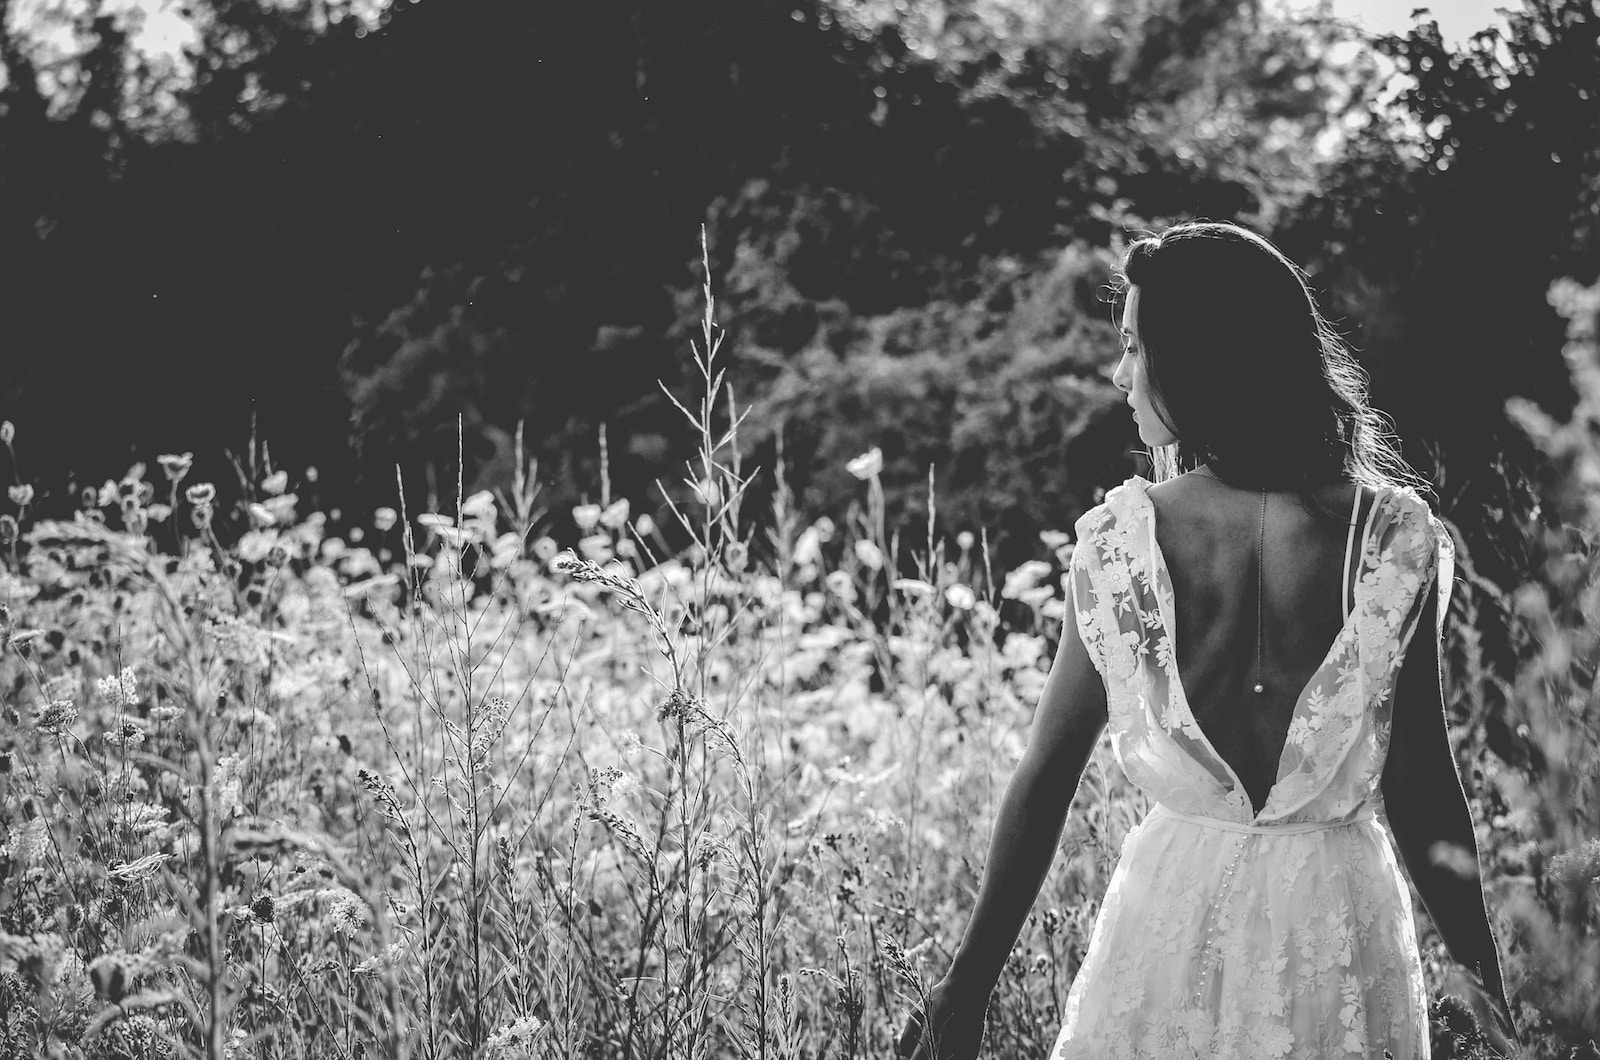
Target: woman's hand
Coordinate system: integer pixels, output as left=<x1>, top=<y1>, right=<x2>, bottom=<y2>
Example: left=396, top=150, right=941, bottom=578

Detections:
left=895, top=978, right=987, bottom=1060
left=1467, top=977, right=1521, bottom=1058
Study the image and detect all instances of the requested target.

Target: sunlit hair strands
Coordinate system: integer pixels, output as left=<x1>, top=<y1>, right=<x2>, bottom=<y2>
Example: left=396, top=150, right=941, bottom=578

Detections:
left=1113, top=220, right=1422, bottom=497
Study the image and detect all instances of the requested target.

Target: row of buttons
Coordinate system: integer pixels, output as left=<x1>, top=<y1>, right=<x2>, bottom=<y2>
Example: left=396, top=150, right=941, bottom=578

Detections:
left=1192, top=834, right=1251, bottom=1007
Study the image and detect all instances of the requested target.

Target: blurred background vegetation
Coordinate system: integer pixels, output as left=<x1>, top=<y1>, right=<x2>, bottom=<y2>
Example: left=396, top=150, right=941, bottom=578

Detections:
left=0, top=0, right=1592, bottom=559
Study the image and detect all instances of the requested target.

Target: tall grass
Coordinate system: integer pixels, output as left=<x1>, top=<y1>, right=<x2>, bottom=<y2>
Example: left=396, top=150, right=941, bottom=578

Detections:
left=0, top=259, right=1595, bottom=1059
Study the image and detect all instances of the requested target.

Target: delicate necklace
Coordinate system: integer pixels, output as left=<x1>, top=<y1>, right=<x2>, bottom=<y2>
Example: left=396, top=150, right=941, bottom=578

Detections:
left=1253, top=488, right=1267, bottom=695
left=1193, top=466, right=1268, bottom=695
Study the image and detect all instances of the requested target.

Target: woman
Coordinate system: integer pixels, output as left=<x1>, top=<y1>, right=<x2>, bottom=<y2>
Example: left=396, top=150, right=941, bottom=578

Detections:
left=897, top=221, right=1517, bottom=1058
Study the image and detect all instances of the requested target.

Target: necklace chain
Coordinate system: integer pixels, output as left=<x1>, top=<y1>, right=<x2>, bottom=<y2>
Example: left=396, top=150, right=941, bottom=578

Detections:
left=1192, top=466, right=1268, bottom=695
left=1254, top=488, right=1267, bottom=695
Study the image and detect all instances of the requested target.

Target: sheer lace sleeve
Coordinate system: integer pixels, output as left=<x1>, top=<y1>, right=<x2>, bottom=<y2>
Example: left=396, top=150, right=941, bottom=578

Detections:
left=1069, top=480, right=1248, bottom=818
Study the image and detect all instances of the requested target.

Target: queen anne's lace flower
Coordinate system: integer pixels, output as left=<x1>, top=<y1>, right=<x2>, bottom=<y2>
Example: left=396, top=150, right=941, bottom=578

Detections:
left=327, top=891, right=368, bottom=937
left=96, top=667, right=140, bottom=708
left=485, top=1015, right=546, bottom=1057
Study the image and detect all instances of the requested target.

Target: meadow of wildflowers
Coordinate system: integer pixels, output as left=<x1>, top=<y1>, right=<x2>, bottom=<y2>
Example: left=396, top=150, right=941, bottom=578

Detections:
left=0, top=270, right=1596, bottom=1060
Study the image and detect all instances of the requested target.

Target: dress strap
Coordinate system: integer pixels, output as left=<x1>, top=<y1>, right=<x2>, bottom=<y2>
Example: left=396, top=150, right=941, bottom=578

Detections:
left=1148, top=802, right=1376, bottom=836
left=1341, top=487, right=1363, bottom=621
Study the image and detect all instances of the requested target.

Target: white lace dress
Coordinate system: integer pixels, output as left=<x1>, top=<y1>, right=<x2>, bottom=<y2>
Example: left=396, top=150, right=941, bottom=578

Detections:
left=1051, top=477, right=1452, bottom=1060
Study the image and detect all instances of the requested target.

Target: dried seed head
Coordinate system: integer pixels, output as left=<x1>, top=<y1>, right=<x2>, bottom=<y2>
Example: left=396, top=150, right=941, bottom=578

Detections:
left=250, top=893, right=276, bottom=924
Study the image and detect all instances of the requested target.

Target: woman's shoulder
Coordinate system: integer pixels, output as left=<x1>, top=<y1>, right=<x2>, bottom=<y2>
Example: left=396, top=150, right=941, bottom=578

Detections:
left=1364, top=482, right=1444, bottom=535
left=1072, top=476, right=1154, bottom=541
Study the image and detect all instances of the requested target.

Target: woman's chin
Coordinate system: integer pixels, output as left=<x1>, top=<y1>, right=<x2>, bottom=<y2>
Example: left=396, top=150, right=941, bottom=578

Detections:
left=1137, top=426, right=1177, bottom=448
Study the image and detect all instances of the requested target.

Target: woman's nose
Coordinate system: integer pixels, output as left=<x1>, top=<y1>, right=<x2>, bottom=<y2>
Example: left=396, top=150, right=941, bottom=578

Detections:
left=1111, top=352, right=1132, bottom=393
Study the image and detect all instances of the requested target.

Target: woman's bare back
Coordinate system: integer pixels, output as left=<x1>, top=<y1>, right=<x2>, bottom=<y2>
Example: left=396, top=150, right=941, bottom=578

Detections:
left=1147, top=474, right=1369, bottom=814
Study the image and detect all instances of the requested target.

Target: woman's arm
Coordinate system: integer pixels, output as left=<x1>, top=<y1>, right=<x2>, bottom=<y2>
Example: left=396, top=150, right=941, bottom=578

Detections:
left=898, top=612, right=1108, bottom=1059
left=1382, top=589, right=1518, bottom=1049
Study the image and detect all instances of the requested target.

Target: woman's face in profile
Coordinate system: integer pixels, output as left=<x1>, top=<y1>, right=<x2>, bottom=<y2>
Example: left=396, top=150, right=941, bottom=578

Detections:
left=1113, top=287, right=1179, bottom=448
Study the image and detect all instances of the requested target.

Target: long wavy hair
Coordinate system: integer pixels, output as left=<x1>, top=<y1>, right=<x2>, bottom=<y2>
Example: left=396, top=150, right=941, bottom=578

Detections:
left=1114, top=221, right=1421, bottom=498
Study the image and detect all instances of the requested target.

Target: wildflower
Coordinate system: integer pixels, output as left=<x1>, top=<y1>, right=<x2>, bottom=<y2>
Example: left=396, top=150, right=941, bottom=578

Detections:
left=103, top=720, right=147, bottom=750
left=261, top=494, right=297, bottom=525
left=634, top=513, right=656, bottom=537
left=599, top=498, right=630, bottom=529
left=10, top=818, right=48, bottom=865
left=846, top=446, right=884, bottom=480
left=212, top=754, right=245, bottom=818
left=693, top=477, right=721, bottom=507
left=945, top=583, right=977, bottom=610
left=157, top=453, right=193, bottom=483
left=185, top=482, right=216, bottom=507
left=572, top=503, right=602, bottom=531
left=0, top=421, right=11, bottom=444
left=957, top=531, right=975, bottom=552
left=372, top=507, right=397, bottom=532
left=854, top=540, right=884, bottom=571
left=577, top=533, right=613, bottom=563
left=97, top=667, right=140, bottom=708
left=33, top=699, right=78, bottom=734
left=462, top=490, right=497, bottom=520
left=825, top=569, right=856, bottom=603
left=261, top=470, right=288, bottom=495
left=863, top=808, right=905, bottom=835
left=190, top=505, right=213, bottom=531
left=469, top=697, right=513, bottom=768
left=1548, top=838, right=1600, bottom=885
left=589, top=766, right=626, bottom=806
left=328, top=891, right=369, bottom=936
left=655, top=689, right=743, bottom=766
left=485, top=1015, right=546, bottom=1057
left=238, top=530, right=276, bottom=564
left=1002, top=560, right=1053, bottom=600
left=249, top=894, right=276, bottom=924
left=247, top=503, right=276, bottom=528
left=0, top=515, right=15, bottom=546
left=794, top=525, right=825, bottom=567
left=145, top=503, right=172, bottom=523
left=1041, top=907, right=1062, bottom=937
left=357, top=769, right=405, bottom=827
left=8, top=485, right=33, bottom=507
left=353, top=940, right=407, bottom=977
left=89, top=953, right=131, bottom=1002
left=724, top=540, right=749, bottom=573
left=617, top=730, right=642, bottom=759
left=892, top=578, right=935, bottom=596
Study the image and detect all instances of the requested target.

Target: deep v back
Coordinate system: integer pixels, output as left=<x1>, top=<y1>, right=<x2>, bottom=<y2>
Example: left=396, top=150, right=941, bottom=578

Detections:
left=1146, top=480, right=1368, bottom=814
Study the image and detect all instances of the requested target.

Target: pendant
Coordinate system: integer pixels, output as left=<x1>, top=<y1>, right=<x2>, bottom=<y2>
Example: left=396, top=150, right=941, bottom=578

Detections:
left=1253, top=683, right=1265, bottom=694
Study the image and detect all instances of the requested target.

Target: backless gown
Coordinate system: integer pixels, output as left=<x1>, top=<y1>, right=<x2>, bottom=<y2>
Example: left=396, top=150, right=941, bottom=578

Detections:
left=1051, top=476, right=1451, bottom=1059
